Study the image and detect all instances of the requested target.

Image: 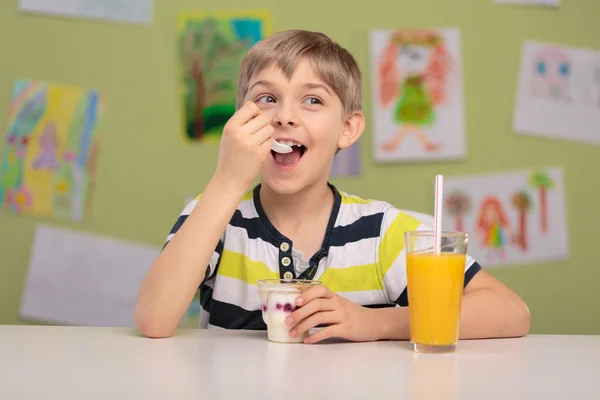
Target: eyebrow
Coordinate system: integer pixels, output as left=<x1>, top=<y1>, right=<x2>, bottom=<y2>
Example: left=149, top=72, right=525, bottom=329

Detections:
left=248, top=80, right=332, bottom=95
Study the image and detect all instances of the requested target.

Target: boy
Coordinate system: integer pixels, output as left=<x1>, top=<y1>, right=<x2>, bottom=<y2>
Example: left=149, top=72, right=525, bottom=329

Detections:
left=135, top=30, right=530, bottom=343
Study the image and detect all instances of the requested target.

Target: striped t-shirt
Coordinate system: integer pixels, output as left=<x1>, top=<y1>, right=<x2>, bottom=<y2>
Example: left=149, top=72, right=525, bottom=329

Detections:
left=164, top=183, right=482, bottom=330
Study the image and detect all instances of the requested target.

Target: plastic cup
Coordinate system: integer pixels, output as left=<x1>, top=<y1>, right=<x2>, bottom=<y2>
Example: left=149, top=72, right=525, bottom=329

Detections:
left=405, top=231, right=468, bottom=353
left=257, top=279, right=321, bottom=343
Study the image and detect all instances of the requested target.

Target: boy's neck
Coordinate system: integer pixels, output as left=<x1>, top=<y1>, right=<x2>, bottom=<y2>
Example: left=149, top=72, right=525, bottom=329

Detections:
left=259, top=180, right=334, bottom=235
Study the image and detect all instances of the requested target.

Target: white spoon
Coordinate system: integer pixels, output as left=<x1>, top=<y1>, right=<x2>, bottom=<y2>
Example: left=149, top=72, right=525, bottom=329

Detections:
left=272, top=139, right=293, bottom=154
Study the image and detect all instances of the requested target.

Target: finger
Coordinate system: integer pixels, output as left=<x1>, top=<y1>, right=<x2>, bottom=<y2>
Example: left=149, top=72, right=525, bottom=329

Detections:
left=303, top=325, right=340, bottom=344
left=253, top=124, right=275, bottom=145
left=228, top=101, right=261, bottom=126
left=289, top=311, right=340, bottom=339
left=240, top=114, right=269, bottom=136
left=296, top=285, right=334, bottom=307
left=288, top=297, right=335, bottom=329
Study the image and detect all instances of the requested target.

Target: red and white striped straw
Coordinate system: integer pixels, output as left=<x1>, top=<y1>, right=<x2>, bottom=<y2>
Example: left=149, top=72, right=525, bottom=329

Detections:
left=434, top=175, right=443, bottom=255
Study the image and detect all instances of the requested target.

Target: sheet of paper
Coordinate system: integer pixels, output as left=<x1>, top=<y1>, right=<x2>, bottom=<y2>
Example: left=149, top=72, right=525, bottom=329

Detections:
left=369, top=27, right=466, bottom=163
left=442, top=167, right=569, bottom=267
left=20, top=224, right=161, bottom=327
left=19, top=0, right=153, bottom=25
left=495, top=0, right=560, bottom=6
left=0, top=80, right=103, bottom=221
left=513, top=40, right=600, bottom=144
left=330, top=142, right=361, bottom=177
left=177, top=11, right=271, bottom=142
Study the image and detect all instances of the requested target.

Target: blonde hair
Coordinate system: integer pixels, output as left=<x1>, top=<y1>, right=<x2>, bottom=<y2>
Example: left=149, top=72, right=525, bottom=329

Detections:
left=236, top=30, right=362, bottom=114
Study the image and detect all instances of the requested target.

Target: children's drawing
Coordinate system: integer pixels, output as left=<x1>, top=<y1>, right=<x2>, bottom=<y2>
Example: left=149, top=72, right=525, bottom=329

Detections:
left=475, top=196, right=511, bottom=260
left=529, top=169, right=554, bottom=234
left=444, top=191, right=471, bottom=232
left=330, top=143, right=361, bottom=177
left=442, top=167, right=569, bottom=267
left=19, top=0, right=153, bottom=25
left=514, top=40, right=600, bottom=144
left=511, top=190, right=533, bottom=251
left=531, top=47, right=571, bottom=102
left=0, top=80, right=103, bottom=221
left=177, top=11, right=270, bottom=142
left=369, top=28, right=466, bottom=163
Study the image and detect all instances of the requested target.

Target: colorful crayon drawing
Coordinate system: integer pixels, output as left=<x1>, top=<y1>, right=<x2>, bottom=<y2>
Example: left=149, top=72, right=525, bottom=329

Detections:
left=531, top=46, right=571, bottom=102
left=0, top=80, right=103, bottom=221
left=369, top=27, right=466, bottom=163
left=442, top=167, right=569, bottom=267
left=177, top=11, right=271, bottom=142
left=475, top=196, right=511, bottom=260
left=514, top=41, right=600, bottom=145
left=444, top=190, right=471, bottom=233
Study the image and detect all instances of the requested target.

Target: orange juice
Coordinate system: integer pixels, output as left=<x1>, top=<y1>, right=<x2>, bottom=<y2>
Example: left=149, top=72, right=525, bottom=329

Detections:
left=406, top=252, right=465, bottom=347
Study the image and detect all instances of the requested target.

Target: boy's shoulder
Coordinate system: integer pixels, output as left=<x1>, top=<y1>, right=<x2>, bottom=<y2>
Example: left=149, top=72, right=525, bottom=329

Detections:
left=335, top=188, right=432, bottom=235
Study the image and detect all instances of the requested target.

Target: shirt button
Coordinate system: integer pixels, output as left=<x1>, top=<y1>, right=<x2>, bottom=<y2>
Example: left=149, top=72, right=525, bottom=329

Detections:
left=281, top=257, right=291, bottom=267
left=280, top=242, right=290, bottom=252
left=283, top=271, right=293, bottom=280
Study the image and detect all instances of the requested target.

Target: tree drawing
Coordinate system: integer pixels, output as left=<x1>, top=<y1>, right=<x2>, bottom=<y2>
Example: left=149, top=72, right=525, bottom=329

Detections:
left=444, top=191, right=471, bottom=232
left=511, top=190, right=533, bottom=251
left=529, top=170, right=554, bottom=234
left=179, top=17, right=260, bottom=141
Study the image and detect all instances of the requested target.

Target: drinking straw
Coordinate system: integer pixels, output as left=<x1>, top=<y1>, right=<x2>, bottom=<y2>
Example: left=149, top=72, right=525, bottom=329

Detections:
left=434, top=175, right=443, bottom=255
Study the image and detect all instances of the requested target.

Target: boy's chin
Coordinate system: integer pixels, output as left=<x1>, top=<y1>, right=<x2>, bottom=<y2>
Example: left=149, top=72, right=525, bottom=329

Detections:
left=260, top=176, right=308, bottom=196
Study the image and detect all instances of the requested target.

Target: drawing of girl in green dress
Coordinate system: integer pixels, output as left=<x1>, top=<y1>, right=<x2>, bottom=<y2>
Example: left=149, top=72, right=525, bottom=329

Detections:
left=378, top=29, right=452, bottom=152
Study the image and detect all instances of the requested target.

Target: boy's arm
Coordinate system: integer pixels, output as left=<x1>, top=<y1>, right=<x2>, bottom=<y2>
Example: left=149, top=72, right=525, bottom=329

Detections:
left=135, top=101, right=275, bottom=338
left=134, top=177, right=246, bottom=338
left=371, top=269, right=531, bottom=341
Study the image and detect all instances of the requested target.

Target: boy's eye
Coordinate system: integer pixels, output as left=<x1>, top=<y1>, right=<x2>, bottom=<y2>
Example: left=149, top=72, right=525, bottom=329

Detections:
left=256, top=95, right=276, bottom=103
left=303, top=97, right=322, bottom=105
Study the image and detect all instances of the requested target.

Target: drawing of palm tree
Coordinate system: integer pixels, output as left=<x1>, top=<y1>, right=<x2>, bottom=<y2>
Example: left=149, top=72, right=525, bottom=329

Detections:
left=444, top=191, right=471, bottom=232
left=511, top=190, right=532, bottom=251
left=529, top=170, right=554, bottom=234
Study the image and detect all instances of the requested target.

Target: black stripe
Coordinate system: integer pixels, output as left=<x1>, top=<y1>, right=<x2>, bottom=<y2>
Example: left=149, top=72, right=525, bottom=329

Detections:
left=394, top=261, right=484, bottom=306
left=464, top=261, right=482, bottom=288
left=364, top=303, right=395, bottom=309
left=208, top=299, right=266, bottom=330
left=199, top=283, right=213, bottom=311
left=229, top=210, right=272, bottom=241
left=329, top=213, right=384, bottom=247
left=169, top=214, right=188, bottom=235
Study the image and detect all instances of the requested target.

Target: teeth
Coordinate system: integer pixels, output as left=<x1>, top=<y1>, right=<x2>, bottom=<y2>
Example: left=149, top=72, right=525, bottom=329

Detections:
left=281, top=140, right=302, bottom=147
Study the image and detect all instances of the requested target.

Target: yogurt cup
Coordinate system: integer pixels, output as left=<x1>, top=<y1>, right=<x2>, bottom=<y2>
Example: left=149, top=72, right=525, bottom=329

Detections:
left=257, top=279, right=321, bottom=343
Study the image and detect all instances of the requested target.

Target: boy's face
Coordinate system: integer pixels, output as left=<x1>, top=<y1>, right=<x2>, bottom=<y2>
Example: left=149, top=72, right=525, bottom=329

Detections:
left=245, top=60, right=363, bottom=195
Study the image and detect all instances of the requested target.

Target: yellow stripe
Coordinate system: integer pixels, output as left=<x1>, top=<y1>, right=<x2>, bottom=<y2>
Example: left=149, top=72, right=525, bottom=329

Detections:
left=379, top=212, right=421, bottom=276
left=217, top=250, right=278, bottom=286
left=318, top=263, right=381, bottom=292
left=339, top=191, right=374, bottom=205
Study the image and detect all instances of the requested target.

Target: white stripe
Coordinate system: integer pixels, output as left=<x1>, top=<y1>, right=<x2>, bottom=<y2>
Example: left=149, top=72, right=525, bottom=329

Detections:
left=223, top=226, right=280, bottom=274
left=181, top=198, right=199, bottom=216
left=382, top=248, right=407, bottom=302
left=336, top=199, right=389, bottom=227
left=326, top=237, right=378, bottom=269
left=337, top=290, right=388, bottom=305
left=212, top=275, right=262, bottom=312
left=237, top=198, right=258, bottom=219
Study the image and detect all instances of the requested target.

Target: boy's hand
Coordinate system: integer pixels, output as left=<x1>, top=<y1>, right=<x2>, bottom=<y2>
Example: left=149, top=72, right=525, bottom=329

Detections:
left=214, top=101, right=275, bottom=193
left=285, top=285, right=380, bottom=344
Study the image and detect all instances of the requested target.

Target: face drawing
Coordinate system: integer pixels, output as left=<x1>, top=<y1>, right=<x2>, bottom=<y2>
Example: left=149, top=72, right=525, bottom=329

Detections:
left=397, top=44, right=433, bottom=76
left=531, top=47, right=571, bottom=101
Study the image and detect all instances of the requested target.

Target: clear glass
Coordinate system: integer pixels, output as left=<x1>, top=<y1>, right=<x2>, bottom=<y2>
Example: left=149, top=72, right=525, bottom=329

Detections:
left=404, top=231, right=468, bottom=353
left=257, top=279, right=321, bottom=343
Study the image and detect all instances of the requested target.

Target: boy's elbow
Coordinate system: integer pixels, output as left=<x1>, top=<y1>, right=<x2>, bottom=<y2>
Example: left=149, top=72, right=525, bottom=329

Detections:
left=134, top=306, right=177, bottom=339
left=511, top=297, right=531, bottom=337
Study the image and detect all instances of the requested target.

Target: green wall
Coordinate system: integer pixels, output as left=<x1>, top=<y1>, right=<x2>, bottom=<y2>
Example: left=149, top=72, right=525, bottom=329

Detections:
left=0, top=1, right=598, bottom=334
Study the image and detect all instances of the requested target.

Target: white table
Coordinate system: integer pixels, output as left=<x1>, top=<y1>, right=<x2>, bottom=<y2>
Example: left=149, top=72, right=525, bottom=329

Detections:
left=0, top=325, right=599, bottom=399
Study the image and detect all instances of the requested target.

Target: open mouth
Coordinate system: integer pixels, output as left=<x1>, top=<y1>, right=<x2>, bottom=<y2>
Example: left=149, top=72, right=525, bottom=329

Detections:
left=271, top=141, right=306, bottom=167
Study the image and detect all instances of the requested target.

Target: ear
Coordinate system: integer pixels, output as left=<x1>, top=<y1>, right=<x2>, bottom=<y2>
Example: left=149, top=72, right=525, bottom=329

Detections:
left=337, top=111, right=365, bottom=150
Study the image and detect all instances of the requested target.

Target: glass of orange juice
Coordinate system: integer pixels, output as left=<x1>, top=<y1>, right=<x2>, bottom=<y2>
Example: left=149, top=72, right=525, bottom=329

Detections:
left=405, top=231, right=468, bottom=353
